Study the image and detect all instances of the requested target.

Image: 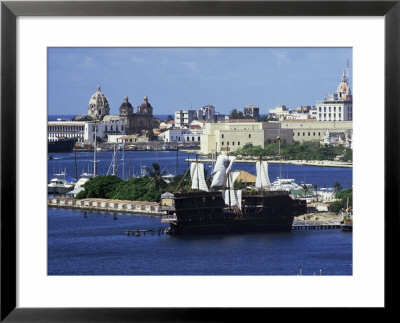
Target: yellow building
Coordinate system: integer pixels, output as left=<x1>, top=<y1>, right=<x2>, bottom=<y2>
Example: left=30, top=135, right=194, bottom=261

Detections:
left=200, top=121, right=293, bottom=154
left=280, top=120, right=352, bottom=143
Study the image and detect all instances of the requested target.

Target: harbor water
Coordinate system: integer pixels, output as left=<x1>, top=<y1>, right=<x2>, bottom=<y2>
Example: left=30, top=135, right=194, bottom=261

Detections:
left=48, top=207, right=352, bottom=275
left=48, top=151, right=352, bottom=275
left=48, top=150, right=353, bottom=189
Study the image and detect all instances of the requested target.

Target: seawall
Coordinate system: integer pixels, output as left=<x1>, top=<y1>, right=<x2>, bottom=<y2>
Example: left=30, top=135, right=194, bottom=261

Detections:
left=48, top=197, right=164, bottom=215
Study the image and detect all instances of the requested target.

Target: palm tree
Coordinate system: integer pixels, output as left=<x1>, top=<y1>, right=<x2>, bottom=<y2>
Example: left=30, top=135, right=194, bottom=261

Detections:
left=333, top=181, right=341, bottom=196
left=146, top=163, right=167, bottom=192
left=301, top=184, right=308, bottom=197
left=312, top=184, right=318, bottom=200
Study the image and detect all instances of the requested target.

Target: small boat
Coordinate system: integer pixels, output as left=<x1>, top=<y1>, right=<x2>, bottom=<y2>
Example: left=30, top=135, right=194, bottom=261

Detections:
left=48, top=155, right=54, bottom=160
left=162, top=173, right=175, bottom=183
left=48, top=170, right=75, bottom=194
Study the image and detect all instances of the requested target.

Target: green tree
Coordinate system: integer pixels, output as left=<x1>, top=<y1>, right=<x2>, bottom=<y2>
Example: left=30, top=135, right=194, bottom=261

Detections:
left=300, top=184, right=309, bottom=197
left=146, top=163, right=167, bottom=193
left=333, top=181, right=342, bottom=196
left=75, top=175, right=123, bottom=199
left=329, top=188, right=352, bottom=214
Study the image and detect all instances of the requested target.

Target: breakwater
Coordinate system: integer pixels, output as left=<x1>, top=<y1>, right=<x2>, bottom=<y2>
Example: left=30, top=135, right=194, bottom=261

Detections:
left=48, top=197, right=164, bottom=215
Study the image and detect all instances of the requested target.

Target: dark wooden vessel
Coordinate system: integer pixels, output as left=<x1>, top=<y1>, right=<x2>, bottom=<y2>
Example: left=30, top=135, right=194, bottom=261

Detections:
left=161, top=190, right=307, bottom=234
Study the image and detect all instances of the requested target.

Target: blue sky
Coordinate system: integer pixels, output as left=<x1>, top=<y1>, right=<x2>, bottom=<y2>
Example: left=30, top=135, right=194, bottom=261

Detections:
left=48, top=47, right=352, bottom=116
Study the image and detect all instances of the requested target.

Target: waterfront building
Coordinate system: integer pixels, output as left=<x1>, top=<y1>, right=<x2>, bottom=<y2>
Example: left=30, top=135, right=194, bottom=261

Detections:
left=316, top=71, right=352, bottom=121
left=108, top=134, right=149, bottom=144
left=243, top=104, right=260, bottom=118
left=200, top=121, right=293, bottom=154
left=158, top=128, right=192, bottom=143
left=48, top=121, right=86, bottom=142
left=85, top=116, right=126, bottom=142
left=280, top=119, right=352, bottom=144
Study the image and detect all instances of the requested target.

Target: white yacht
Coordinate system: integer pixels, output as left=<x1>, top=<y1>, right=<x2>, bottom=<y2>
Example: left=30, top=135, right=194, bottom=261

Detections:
left=48, top=171, right=75, bottom=194
left=66, top=172, right=94, bottom=197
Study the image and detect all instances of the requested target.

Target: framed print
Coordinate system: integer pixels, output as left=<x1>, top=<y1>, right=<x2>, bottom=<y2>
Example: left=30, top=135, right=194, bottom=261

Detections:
left=1, top=0, right=399, bottom=321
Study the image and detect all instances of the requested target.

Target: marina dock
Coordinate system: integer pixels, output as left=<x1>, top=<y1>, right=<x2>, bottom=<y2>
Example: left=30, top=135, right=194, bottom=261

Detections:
left=48, top=197, right=164, bottom=215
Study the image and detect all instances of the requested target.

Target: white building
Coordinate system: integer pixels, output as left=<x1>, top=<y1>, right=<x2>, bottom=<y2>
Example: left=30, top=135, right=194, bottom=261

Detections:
left=316, top=71, right=353, bottom=121
left=174, top=110, right=198, bottom=128
left=48, top=121, right=86, bottom=142
left=269, top=105, right=290, bottom=120
left=85, top=116, right=126, bottom=143
left=158, top=128, right=192, bottom=143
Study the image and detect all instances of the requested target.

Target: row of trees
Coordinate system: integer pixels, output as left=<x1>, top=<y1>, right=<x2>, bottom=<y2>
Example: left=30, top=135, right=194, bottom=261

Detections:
left=229, top=141, right=352, bottom=162
left=76, top=163, right=191, bottom=202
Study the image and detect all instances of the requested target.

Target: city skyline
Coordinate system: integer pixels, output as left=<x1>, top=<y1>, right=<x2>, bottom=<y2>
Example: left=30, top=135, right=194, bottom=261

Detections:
left=48, top=47, right=352, bottom=116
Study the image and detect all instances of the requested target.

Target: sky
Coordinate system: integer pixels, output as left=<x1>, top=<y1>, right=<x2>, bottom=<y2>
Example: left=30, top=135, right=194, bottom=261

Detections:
left=48, top=47, right=352, bottom=116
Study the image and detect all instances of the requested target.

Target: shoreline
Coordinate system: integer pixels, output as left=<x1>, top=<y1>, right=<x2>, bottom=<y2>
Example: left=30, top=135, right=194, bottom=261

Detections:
left=185, top=158, right=352, bottom=168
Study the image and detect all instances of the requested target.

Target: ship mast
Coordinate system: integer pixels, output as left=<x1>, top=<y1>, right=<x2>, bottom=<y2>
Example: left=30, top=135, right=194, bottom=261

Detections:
left=93, top=122, right=98, bottom=177
left=195, top=154, right=200, bottom=191
left=278, top=122, right=281, bottom=186
left=227, top=149, right=231, bottom=210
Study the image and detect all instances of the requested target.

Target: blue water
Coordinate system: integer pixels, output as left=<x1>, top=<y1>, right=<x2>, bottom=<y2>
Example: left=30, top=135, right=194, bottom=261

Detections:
left=48, top=151, right=352, bottom=275
left=48, top=151, right=352, bottom=189
left=48, top=208, right=352, bottom=275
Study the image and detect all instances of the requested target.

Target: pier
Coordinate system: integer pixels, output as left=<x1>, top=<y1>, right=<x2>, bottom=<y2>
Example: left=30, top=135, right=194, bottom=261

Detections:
left=292, top=224, right=341, bottom=231
left=125, top=228, right=170, bottom=237
left=48, top=197, right=165, bottom=215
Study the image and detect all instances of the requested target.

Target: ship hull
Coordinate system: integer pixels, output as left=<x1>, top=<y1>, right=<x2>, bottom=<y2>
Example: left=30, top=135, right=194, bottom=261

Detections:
left=48, top=138, right=76, bottom=153
left=161, top=191, right=306, bottom=235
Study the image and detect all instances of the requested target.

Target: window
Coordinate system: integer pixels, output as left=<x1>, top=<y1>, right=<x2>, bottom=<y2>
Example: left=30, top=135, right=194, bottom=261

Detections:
left=249, top=134, right=251, bottom=138
left=238, top=142, right=240, bottom=146
left=227, top=142, right=229, bottom=145
left=298, top=132, right=300, bottom=136
left=308, top=132, right=310, bottom=136
left=222, top=134, right=224, bottom=138
left=303, top=132, right=305, bottom=136
left=232, top=142, right=235, bottom=145
left=313, top=132, right=315, bottom=136
left=222, top=142, right=224, bottom=145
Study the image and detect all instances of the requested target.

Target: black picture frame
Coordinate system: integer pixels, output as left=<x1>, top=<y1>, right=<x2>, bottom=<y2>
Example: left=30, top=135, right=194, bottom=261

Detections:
left=1, top=0, right=398, bottom=321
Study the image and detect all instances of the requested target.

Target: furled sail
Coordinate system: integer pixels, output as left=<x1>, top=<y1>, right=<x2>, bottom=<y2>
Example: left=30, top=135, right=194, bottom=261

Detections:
left=255, top=161, right=271, bottom=189
left=211, top=155, right=237, bottom=187
left=190, top=162, right=209, bottom=191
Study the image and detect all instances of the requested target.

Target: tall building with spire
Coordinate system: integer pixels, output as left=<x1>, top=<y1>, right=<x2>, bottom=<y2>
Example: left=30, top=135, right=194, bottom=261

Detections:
left=316, top=71, right=353, bottom=121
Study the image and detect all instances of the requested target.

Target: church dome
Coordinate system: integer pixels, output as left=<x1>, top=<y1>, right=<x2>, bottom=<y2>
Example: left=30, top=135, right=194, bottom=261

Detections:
left=88, top=84, right=110, bottom=120
left=336, top=71, right=352, bottom=100
left=137, top=95, right=153, bottom=115
left=119, top=96, right=133, bottom=116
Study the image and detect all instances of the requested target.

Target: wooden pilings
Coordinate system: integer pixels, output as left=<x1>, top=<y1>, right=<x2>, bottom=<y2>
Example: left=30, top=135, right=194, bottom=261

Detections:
left=125, top=228, right=170, bottom=237
left=292, top=224, right=341, bottom=231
